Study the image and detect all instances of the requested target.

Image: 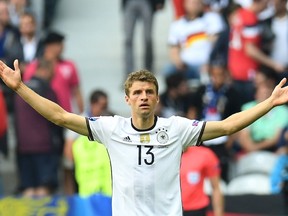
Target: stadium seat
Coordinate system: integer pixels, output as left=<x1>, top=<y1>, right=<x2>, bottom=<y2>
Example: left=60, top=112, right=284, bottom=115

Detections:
left=234, top=151, right=279, bottom=176
left=226, top=173, right=271, bottom=195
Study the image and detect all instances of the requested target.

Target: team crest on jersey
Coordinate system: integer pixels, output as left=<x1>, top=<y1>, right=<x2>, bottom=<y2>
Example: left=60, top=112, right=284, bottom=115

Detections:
left=156, top=128, right=169, bottom=144
left=140, top=133, right=150, bottom=143
left=88, top=117, right=99, bottom=121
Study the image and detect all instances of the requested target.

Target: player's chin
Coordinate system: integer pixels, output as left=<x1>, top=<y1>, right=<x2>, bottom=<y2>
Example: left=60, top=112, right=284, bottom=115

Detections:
left=139, top=109, right=152, bottom=117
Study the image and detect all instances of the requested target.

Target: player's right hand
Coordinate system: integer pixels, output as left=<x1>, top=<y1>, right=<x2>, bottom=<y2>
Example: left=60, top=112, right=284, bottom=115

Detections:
left=0, top=59, right=22, bottom=91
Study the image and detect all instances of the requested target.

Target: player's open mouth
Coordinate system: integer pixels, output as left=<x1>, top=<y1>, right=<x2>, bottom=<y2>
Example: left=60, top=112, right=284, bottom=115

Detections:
left=140, top=104, right=149, bottom=108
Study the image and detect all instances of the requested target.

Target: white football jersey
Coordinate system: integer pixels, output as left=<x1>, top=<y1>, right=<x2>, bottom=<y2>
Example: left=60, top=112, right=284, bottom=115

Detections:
left=86, top=115, right=206, bottom=216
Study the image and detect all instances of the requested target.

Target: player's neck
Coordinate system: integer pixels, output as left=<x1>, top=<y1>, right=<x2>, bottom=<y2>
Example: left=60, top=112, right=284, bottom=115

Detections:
left=131, top=115, right=156, bottom=131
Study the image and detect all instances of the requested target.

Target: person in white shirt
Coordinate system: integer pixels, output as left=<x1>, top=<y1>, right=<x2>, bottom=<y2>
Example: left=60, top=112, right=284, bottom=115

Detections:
left=1, top=59, right=288, bottom=215
left=165, top=0, right=224, bottom=82
left=270, top=0, right=288, bottom=79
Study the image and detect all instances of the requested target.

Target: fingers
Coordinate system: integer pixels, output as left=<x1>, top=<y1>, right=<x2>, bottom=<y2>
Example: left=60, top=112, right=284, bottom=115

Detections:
left=13, top=59, right=19, bottom=70
left=278, top=78, right=287, bottom=87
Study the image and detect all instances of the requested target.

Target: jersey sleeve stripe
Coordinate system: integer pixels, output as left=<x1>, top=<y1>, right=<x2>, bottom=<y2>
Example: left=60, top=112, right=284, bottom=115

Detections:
left=85, top=117, right=94, bottom=141
left=196, top=121, right=206, bottom=146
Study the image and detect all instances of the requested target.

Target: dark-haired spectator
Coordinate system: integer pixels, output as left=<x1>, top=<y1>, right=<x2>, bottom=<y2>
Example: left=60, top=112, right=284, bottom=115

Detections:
left=228, top=0, right=285, bottom=107
left=14, top=59, right=63, bottom=197
left=122, top=0, right=165, bottom=76
left=63, top=89, right=114, bottom=195
left=23, top=31, right=84, bottom=114
left=237, top=66, right=288, bottom=154
left=209, top=3, right=241, bottom=67
left=186, top=58, right=241, bottom=182
left=0, top=0, right=21, bottom=113
left=5, top=12, right=43, bottom=71
left=156, top=73, right=190, bottom=118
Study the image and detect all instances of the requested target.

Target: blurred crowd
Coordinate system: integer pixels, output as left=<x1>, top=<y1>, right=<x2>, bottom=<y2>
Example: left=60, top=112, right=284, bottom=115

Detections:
left=0, top=0, right=288, bottom=215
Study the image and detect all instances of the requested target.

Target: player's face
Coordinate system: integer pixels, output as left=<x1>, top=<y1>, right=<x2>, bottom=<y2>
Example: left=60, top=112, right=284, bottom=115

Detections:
left=125, top=81, right=159, bottom=118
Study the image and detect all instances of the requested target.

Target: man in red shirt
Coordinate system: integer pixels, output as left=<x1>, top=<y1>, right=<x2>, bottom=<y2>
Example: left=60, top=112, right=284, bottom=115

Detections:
left=23, top=31, right=84, bottom=113
left=228, top=0, right=285, bottom=106
left=181, top=146, right=224, bottom=216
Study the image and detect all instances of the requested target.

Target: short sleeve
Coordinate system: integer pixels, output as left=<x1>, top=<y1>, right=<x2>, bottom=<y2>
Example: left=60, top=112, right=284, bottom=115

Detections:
left=85, top=116, right=116, bottom=147
left=241, top=11, right=260, bottom=43
left=175, top=117, right=206, bottom=148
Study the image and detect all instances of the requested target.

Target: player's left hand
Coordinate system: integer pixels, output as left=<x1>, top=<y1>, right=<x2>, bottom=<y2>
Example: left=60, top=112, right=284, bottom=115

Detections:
left=271, top=78, right=288, bottom=107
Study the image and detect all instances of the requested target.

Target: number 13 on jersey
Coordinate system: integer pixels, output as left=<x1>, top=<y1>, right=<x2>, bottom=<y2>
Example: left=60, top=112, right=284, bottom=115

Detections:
left=137, top=145, right=154, bottom=165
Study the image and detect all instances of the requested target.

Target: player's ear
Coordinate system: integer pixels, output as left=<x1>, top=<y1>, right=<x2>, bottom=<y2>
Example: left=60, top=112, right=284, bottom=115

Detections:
left=125, top=95, right=131, bottom=105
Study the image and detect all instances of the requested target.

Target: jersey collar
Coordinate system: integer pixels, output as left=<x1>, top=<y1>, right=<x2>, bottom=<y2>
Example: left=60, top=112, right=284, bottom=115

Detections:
left=131, top=116, right=158, bottom=132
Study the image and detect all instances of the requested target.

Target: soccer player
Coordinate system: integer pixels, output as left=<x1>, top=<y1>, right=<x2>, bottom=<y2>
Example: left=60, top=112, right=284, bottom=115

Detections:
left=1, top=59, right=288, bottom=215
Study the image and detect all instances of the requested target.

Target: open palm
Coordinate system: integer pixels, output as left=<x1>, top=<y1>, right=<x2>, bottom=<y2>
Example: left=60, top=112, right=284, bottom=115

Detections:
left=271, top=78, right=288, bottom=107
left=0, top=60, right=21, bottom=91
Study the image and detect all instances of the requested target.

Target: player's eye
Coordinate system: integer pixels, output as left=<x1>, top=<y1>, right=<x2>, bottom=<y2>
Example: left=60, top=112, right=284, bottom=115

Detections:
left=133, top=90, right=141, bottom=95
left=146, top=89, right=154, bottom=95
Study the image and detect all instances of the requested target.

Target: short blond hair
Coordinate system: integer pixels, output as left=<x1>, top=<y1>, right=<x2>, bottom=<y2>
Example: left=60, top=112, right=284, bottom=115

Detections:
left=124, top=69, right=159, bottom=96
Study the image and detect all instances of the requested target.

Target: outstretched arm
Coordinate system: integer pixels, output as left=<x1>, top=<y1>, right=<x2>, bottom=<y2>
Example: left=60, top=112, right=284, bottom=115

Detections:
left=0, top=60, right=88, bottom=136
left=202, top=78, right=288, bottom=141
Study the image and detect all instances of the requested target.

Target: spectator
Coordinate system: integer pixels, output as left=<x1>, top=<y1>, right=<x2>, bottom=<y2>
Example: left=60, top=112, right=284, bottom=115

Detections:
left=228, top=0, right=285, bottom=106
left=23, top=31, right=84, bottom=113
left=237, top=66, right=288, bottom=154
left=63, top=89, right=114, bottom=195
left=5, top=12, right=43, bottom=72
left=14, top=59, right=63, bottom=197
left=0, top=0, right=19, bottom=36
left=265, top=0, right=288, bottom=82
left=181, top=146, right=224, bottom=216
left=7, top=0, right=30, bottom=28
left=121, top=0, right=165, bottom=76
left=0, top=0, right=20, bottom=113
left=187, top=58, right=241, bottom=182
left=270, top=134, right=288, bottom=214
left=209, top=2, right=241, bottom=66
left=72, top=134, right=112, bottom=197
left=165, top=0, right=224, bottom=82
left=155, top=73, right=190, bottom=118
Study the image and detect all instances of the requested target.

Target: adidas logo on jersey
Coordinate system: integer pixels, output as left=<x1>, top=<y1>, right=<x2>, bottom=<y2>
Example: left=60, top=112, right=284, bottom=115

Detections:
left=123, top=136, right=132, bottom=142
